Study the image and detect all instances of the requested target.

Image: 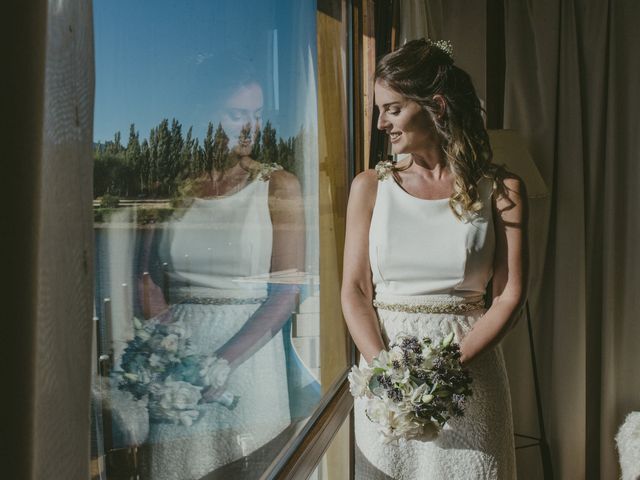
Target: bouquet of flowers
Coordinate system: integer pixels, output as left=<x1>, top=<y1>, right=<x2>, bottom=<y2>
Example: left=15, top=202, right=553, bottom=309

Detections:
left=118, top=317, right=238, bottom=426
left=348, top=332, right=472, bottom=443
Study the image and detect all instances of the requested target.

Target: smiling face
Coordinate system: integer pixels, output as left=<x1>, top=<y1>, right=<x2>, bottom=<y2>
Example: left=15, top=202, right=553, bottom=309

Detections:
left=374, top=80, right=439, bottom=156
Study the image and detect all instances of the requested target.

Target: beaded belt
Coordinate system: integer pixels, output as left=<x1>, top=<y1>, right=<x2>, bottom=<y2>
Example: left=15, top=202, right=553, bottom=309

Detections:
left=373, top=298, right=485, bottom=314
left=177, top=297, right=266, bottom=306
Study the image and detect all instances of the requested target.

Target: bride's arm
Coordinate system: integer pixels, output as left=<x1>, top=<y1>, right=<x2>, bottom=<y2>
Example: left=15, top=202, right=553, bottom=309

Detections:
left=210, top=170, right=305, bottom=371
left=459, top=174, right=529, bottom=365
left=341, top=171, right=386, bottom=365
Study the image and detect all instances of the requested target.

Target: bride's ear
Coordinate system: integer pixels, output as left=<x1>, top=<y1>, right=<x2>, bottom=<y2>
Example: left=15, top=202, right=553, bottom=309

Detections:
left=432, top=94, right=447, bottom=119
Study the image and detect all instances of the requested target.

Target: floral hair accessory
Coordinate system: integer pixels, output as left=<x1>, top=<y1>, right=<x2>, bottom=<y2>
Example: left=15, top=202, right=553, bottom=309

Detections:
left=426, top=38, right=454, bottom=60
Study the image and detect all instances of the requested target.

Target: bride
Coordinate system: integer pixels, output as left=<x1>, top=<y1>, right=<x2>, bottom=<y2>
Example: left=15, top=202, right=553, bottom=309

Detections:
left=342, top=38, right=527, bottom=479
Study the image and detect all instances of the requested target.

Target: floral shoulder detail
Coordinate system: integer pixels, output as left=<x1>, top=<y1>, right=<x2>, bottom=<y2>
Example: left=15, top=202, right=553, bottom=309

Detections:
left=374, top=159, right=395, bottom=181
left=253, top=162, right=284, bottom=182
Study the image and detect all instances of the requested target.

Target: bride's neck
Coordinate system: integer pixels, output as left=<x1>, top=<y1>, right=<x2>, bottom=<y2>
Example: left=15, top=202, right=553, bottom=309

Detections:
left=210, top=155, right=251, bottom=181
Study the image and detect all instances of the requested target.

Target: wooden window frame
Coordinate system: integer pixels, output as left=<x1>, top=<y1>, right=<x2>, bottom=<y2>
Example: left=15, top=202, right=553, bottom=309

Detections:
left=260, top=0, right=371, bottom=478
left=261, top=0, right=394, bottom=478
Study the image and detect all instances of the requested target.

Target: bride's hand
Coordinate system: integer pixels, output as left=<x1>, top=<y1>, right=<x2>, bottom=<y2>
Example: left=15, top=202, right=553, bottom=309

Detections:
left=200, top=358, right=234, bottom=404
left=201, top=384, right=228, bottom=403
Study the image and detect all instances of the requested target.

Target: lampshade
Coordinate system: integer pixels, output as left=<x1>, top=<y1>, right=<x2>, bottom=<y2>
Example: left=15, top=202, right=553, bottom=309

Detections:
left=487, top=129, right=548, bottom=199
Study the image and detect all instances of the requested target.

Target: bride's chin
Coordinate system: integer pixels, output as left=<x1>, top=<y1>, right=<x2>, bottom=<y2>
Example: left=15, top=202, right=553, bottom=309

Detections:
left=390, top=144, right=406, bottom=155
left=231, top=145, right=253, bottom=157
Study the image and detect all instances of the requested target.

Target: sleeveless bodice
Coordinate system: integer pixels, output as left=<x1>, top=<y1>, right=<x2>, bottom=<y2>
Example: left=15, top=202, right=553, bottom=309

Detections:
left=369, top=172, right=495, bottom=298
left=164, top=178, right=273, bottom=296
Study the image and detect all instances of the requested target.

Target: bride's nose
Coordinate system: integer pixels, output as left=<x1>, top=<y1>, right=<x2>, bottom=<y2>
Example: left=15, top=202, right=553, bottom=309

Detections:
left=377, top=111, right=391, bottom=131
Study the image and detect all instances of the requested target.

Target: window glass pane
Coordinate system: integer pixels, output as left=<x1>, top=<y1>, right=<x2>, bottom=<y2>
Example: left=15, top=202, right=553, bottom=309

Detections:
left=89, top=1, right=349, bottom=478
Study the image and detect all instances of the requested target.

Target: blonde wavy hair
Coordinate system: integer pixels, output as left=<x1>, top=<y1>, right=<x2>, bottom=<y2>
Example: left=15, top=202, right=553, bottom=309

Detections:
left=375, top=38, right=506, bottom=219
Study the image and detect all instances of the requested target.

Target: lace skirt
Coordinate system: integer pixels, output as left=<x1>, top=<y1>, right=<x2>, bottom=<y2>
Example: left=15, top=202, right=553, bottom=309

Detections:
left=354, top=294, right=517, bottom=480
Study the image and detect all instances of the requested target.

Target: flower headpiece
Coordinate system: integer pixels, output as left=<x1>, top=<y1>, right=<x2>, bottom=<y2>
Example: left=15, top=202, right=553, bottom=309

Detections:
left=426, top=38, right=454, bottom=60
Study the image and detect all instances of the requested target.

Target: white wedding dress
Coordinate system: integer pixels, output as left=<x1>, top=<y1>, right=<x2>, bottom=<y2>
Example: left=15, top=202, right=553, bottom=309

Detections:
left=354, top=165, right=516, bottom=479
left=145, top=173, right=291, bottom=479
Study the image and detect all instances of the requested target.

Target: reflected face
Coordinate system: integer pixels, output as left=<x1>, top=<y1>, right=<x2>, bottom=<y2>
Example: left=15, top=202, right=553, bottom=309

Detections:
left=220, top=82, right=264, bottom=157
left=374, top=80, right=437, bottom=155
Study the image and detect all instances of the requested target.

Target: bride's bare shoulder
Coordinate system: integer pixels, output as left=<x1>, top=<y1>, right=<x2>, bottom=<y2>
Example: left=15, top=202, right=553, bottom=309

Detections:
left=348, top=169, right=379, bottom=212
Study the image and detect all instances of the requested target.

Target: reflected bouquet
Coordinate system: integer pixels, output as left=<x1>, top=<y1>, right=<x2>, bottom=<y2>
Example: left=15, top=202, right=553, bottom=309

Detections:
left=118, top=317, right=238, bottom=426
left=348, top=332, right=472, bottom=443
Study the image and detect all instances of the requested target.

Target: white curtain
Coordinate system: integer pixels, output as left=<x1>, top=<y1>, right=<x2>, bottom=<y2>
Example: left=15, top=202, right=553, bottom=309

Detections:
left=398, top=0, right=429, bottom=45
left=504, top=1, right=640, bottom=478
left=34, top=0, right=95, bottom=478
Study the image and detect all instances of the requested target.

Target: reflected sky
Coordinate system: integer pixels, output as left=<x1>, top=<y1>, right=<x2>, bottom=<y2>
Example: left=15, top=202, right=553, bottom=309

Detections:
left=93, top=0, right=316, bottom=142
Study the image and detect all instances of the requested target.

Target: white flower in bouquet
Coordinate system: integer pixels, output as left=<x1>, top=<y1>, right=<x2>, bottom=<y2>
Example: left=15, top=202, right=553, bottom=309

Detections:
left=160, top=333, right=180, bottom=353
left=371, top=349, right=391, bottom=369
left=199, top=356, right=231, bottom=389
left=154, top=380, right=202, bottom=410
left=152, top=405, right=200, bottom=427
left=149, top=353, right=163, bottom=369
left=138, top=367, right=152, bottom=385
left=348, top=364, right=373, bottom=398
left=149, top=379, right=202, bottom=426
left=389, top=345, right=404, bottom=363
left=366, top=396, right=423, bottom=443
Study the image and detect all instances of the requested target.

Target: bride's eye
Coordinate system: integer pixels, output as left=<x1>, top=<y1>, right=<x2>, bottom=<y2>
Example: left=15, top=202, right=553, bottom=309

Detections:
left=225, top=109, right=247, bottom=122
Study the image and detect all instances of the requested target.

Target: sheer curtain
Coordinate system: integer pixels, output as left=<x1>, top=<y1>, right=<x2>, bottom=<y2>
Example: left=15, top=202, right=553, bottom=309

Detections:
left=35, top=1, right=95, bottom=478
left=4, top=0, right=96, bottom=478
left=503, top=1, right=640, bottom=478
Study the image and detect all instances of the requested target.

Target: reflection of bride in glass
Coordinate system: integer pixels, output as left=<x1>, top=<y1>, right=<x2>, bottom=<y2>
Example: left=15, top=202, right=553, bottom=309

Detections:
left=141, top=66, right=304, bottom=479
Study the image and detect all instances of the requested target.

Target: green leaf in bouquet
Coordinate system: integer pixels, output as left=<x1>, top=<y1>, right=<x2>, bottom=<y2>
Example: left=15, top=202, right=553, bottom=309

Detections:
left=432, top=412, right=446, bottom=425
left=174, top=356, right=201, bottom=384
left=437, top=389, right=451, bottom=398
left=368, top=376, right=382, bottom=396
left=442, top=332, right=455, bottom=347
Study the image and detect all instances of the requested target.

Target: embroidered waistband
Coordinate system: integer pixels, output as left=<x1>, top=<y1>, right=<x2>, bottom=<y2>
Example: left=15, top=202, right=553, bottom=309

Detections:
left=177, top=296, right=266, bottom=306
left=373, top=295, right=485, bottom=314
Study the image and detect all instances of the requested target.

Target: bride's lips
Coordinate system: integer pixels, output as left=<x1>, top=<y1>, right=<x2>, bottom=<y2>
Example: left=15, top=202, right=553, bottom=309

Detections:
left=389, top=132, right=402, bottom=143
